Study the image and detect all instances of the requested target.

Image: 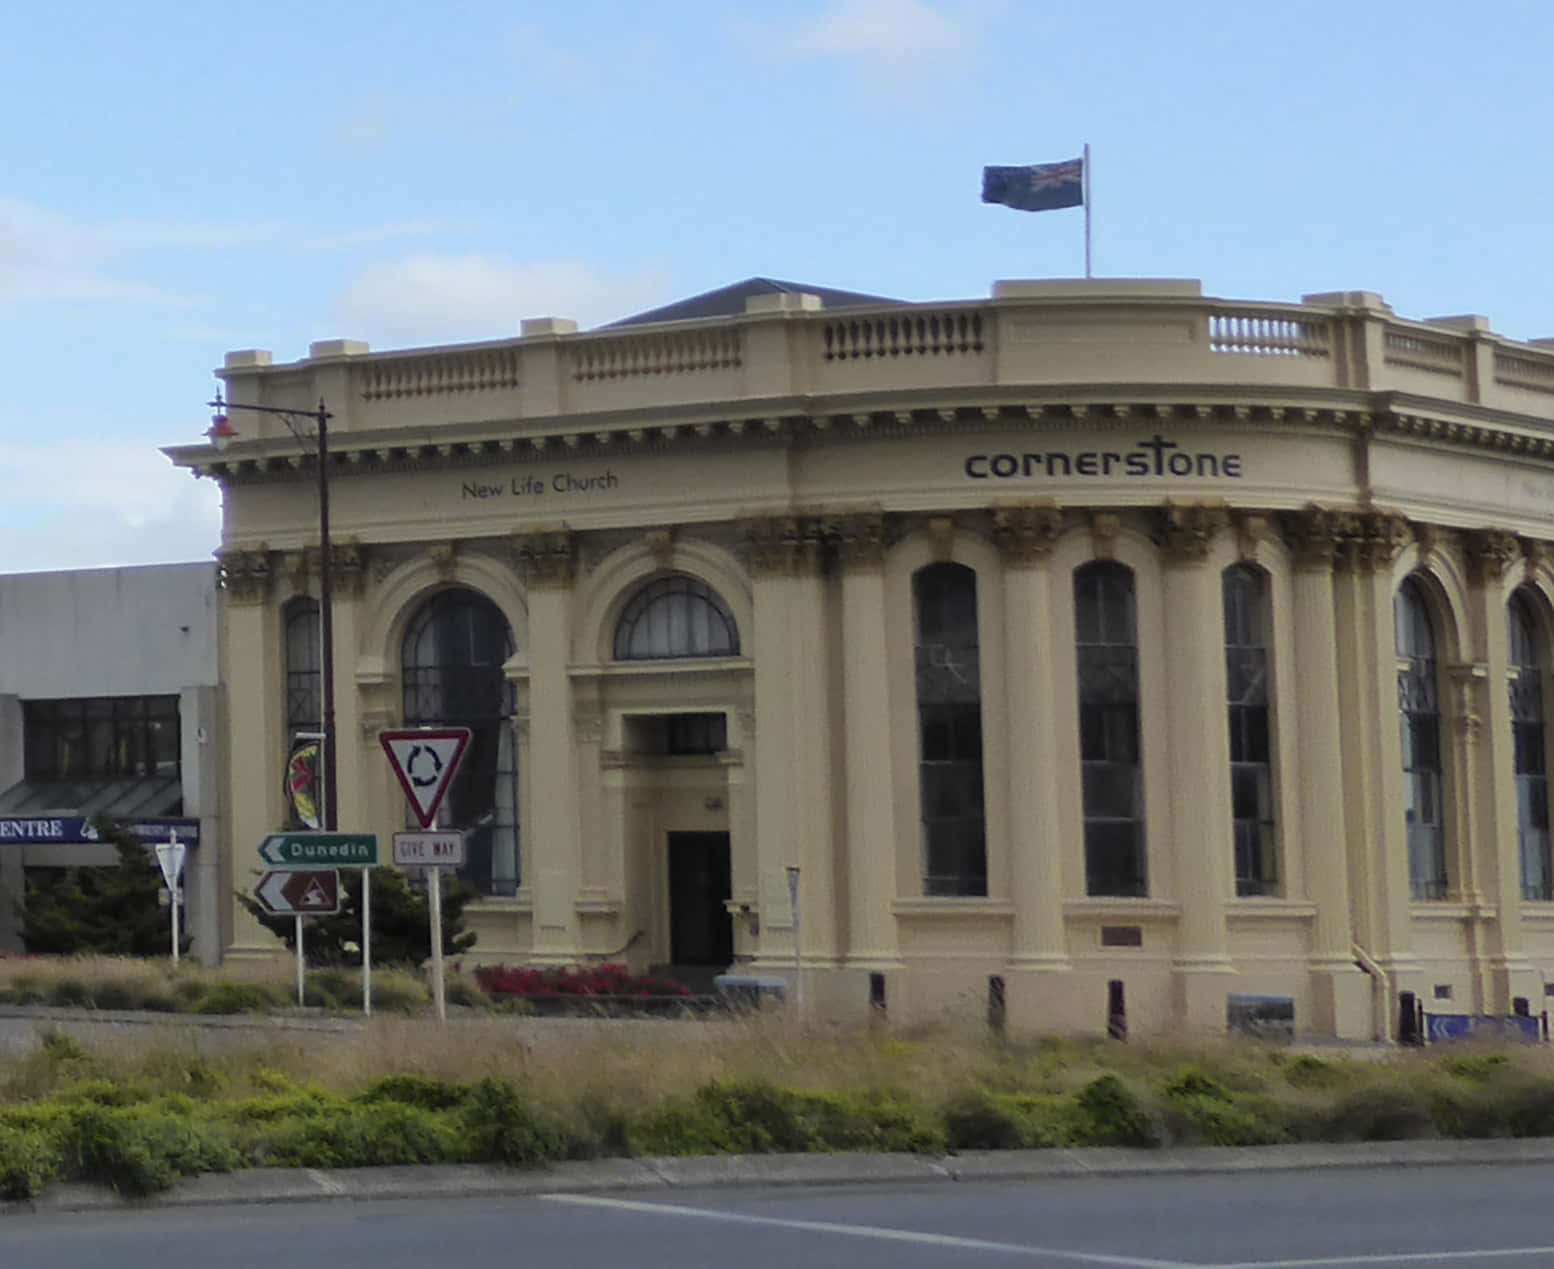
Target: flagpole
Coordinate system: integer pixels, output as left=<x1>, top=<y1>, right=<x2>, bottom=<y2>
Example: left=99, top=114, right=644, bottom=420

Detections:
left=1083, top=142, right=1093, bottom=279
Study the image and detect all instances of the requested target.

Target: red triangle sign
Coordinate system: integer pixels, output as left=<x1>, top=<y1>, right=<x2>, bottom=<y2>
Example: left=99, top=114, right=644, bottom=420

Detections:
left=379, top=728, right=472, bottom=828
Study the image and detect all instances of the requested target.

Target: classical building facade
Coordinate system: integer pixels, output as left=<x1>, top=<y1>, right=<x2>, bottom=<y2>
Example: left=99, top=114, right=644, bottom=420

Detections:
left=165, top=276, right=1554, bottom=1038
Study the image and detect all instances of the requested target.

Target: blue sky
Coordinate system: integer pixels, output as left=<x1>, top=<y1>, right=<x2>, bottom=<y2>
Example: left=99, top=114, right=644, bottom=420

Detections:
left=4, top=0, right=1552, bottom=572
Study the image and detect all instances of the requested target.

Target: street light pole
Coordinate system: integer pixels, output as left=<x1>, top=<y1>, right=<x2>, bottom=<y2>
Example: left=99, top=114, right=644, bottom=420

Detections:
left=207, top=393, right=337, bottom=831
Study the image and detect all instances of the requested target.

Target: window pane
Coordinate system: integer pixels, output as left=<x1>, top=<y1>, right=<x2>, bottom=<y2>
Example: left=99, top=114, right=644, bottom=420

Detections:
left=1076, top=562, right=1145, bottom=896
left=615, top=575, right=739, bottom=660
left=914, top=564, right=986, bottom=897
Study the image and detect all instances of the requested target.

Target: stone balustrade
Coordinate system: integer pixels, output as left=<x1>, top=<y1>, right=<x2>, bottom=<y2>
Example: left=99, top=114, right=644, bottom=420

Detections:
left=191, top=280, right=1554, bottom=461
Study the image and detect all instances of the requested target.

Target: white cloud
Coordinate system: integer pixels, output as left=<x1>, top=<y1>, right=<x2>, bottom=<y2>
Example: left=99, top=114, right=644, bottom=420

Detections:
left=780, top=0, right=977, bottom=73
left=0, top=196, right=459, bottom=307
left=333, top=254, right=671, bottom=344
left=0, top=438, right=221, bottom=571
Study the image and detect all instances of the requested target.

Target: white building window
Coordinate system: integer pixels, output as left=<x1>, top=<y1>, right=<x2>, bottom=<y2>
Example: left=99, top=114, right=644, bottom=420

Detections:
left=1509, top=588, right=1551, bottom=901
left=1224, top=565, right=1277, bottom=896
left=614, top=574, right=739, bottom=660
left=1396, top=576, right=1447, bottom=900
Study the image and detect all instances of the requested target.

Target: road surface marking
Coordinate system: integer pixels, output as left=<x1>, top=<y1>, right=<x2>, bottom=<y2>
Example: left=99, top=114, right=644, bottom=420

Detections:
left=543, top=1194, right=1194, bottom=1268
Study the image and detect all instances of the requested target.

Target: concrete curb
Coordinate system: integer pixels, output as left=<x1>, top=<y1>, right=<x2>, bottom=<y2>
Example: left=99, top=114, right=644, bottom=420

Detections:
left=10, top=1137, right=1554, bottom=1216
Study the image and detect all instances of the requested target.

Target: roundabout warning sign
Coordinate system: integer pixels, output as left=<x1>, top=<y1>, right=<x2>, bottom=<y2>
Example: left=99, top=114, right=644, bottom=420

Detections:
left=379, top=728, right=471, bottom=828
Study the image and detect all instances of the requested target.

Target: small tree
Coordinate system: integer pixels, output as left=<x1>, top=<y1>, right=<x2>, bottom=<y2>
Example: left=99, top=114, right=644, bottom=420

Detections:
left=20, top=816, right=191, bottom=957
left=237, top=866, right=476, bottom=967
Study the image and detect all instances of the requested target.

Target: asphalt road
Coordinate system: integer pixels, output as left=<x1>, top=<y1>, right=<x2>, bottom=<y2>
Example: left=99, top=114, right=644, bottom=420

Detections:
left=5, top=1164, right=1552, bottom=1269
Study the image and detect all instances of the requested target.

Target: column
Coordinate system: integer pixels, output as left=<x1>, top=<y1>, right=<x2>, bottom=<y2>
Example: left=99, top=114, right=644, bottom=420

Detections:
left=0, top=695, right=23, bottom=952
left=218, top=547, right=285, bottom=959
left=834, top=512, right=902, bottom=975
left=1464, top=531, right=1540, bottom=1013
left=743, top=514, right=839, bottom=1003
left=991, top=504, right=1077, bottom=1028
left=1156, top=504, right=1237, bottom=1029
left=1332, top=512, right=1417, bottom=1034
left=1284, top=508, right=1369, bottom=1037
left=514, top=529, right=582, bottom=962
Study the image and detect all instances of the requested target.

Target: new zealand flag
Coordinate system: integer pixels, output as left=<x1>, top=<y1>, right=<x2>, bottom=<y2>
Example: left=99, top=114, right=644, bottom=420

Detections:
left=982, top=158, right=1084, bottom=212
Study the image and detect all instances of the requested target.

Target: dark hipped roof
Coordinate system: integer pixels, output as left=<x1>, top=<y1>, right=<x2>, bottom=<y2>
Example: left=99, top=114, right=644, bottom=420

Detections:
left=606, top=277, right=903, bottom=328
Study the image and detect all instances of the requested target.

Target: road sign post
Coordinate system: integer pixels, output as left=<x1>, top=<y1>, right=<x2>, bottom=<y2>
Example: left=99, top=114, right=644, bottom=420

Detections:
left=255, top=868, right=341, bottom=1007
left=154, top=833, right=187, bottom=966
left=381, top=730, right=472, bottom=1023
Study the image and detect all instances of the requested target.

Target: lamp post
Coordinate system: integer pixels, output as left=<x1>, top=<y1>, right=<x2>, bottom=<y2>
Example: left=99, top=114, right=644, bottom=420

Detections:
left=206, top=391, right=337, bottom=831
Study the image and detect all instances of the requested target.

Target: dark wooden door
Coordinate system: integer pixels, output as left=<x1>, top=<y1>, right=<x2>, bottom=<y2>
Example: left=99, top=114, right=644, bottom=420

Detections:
left=668, top=831, right=733, bottom=966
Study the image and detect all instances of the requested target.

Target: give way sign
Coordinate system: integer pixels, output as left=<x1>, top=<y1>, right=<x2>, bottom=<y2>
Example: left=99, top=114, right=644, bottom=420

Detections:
left=379, top=728, right=471, bottom=828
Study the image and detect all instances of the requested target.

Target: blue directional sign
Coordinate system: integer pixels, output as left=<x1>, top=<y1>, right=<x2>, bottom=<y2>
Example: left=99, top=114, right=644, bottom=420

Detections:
left=258, top=832, right=377, bottom=868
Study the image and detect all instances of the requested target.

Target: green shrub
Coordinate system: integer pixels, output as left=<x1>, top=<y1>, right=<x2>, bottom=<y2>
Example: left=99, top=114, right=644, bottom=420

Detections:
left=247, top=1102, right=457, bottom=1169
left=62, top=1103, right=240, bottom=1196
left=1071, top=1074, right=1163, bottom=1148
left=304, top=968, right=357, bottom=1009
left=191, top=982, right=277, bottom=1015
left=371, top=969, right=431, bottom=1015
left=49, top=978, right=93, bottom=1008
left=943, top=1088, right=1025, bottom=1150
left=445, top=976, right=491, bottom=1009
left=88, top=981, right=139, bottom=1011
left=1324, top=1081, right=1436, bottom=1141
left=1281, top=1054, right=1343, bottom=1090
left=0, top=1120, right=61, bottom=1199
left=457, top=1078, right=567, bottom=1166
left=357, top=1074, right=465, bottom=1111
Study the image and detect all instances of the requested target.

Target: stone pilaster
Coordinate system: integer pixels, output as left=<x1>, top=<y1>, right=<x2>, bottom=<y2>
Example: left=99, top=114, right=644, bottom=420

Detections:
left=1463, top=529, right=1540, bottom=1013
left=1332, top=510, right=1417, bottom=1031
left=512, top=527, right=582, bottom=961
left=831, top=511, right=901, bottom=973
left=217, top=549, right=287, bottom=959
left=993, top=503, right=1082, bottom=1029
left=740, top=513, right=837, bottom=993
left=1281, top=506, right=1370, bottom=1038
left=1154, top=503, right=1237, bottom=1028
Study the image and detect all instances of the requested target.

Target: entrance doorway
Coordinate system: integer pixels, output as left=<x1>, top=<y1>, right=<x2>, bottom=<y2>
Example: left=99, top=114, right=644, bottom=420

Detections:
left=668, top=831, right=732, bottom=983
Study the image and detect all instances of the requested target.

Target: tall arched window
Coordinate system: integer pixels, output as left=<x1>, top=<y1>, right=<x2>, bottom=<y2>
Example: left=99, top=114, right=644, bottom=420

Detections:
left=402, top=589, right=518, bottom=895
left=284, top=599, right=320, bottom=740
left=1509, top=588, right=1551, bottom=901
left=614, top=575, right=739, bottom=660
left=283, top=598, right=323, bottom=828
left=1224, top=565, right=1277, bottom=896
left=1396, top=576, right=1446, bottom=900
left=1075, top=561, right=1146, bottom=896
left=913, top=562, right=986, bottom=896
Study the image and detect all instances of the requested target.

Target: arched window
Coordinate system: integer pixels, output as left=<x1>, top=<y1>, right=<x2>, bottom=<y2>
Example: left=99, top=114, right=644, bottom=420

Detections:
left=401, top=589, right=518, bottom=895
left=913, top=562, right=986, bottom=896
left=1396, top=576, right=1446, bottom=900
left=614, top=574, right=739, bottom=660
left=1509, top=589, right=1551, bottom=901
left=282, top=598, right=323, bottom=828
left=1075, top=561, right=1146, bottom=897
left=1223, top=565, right=1277, bottom=896
left=284, top=599, right=320, bottom=739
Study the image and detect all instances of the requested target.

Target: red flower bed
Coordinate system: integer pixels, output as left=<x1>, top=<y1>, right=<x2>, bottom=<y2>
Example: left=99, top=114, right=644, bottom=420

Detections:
left=473, top=963, right=691, bottom=998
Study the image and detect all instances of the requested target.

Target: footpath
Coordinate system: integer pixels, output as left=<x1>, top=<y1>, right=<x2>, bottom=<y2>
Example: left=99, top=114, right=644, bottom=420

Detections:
left=11, top=1138, right=1554, bottom=1215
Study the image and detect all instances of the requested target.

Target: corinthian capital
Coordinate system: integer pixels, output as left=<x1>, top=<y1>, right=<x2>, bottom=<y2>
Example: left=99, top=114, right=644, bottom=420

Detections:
left=1153, top=500, right=1229, bottom=564
left=739, top=513, right=825, bottom=576
left=992, top=501, right=1064, bottom=567
left=217, top=545, right=272, bottom=605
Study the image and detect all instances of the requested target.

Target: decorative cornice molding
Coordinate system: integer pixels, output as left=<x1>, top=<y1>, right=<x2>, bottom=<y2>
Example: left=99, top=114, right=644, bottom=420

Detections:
left=217, top=546, right=272, bottom=604
left=511, top=526, right=576, bottom=587
left=991, top=500, right=1064, bottom=567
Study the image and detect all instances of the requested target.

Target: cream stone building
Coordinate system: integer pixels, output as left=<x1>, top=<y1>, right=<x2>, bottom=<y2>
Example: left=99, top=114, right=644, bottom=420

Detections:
left=165, top=276, right=1554, bottom=1039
